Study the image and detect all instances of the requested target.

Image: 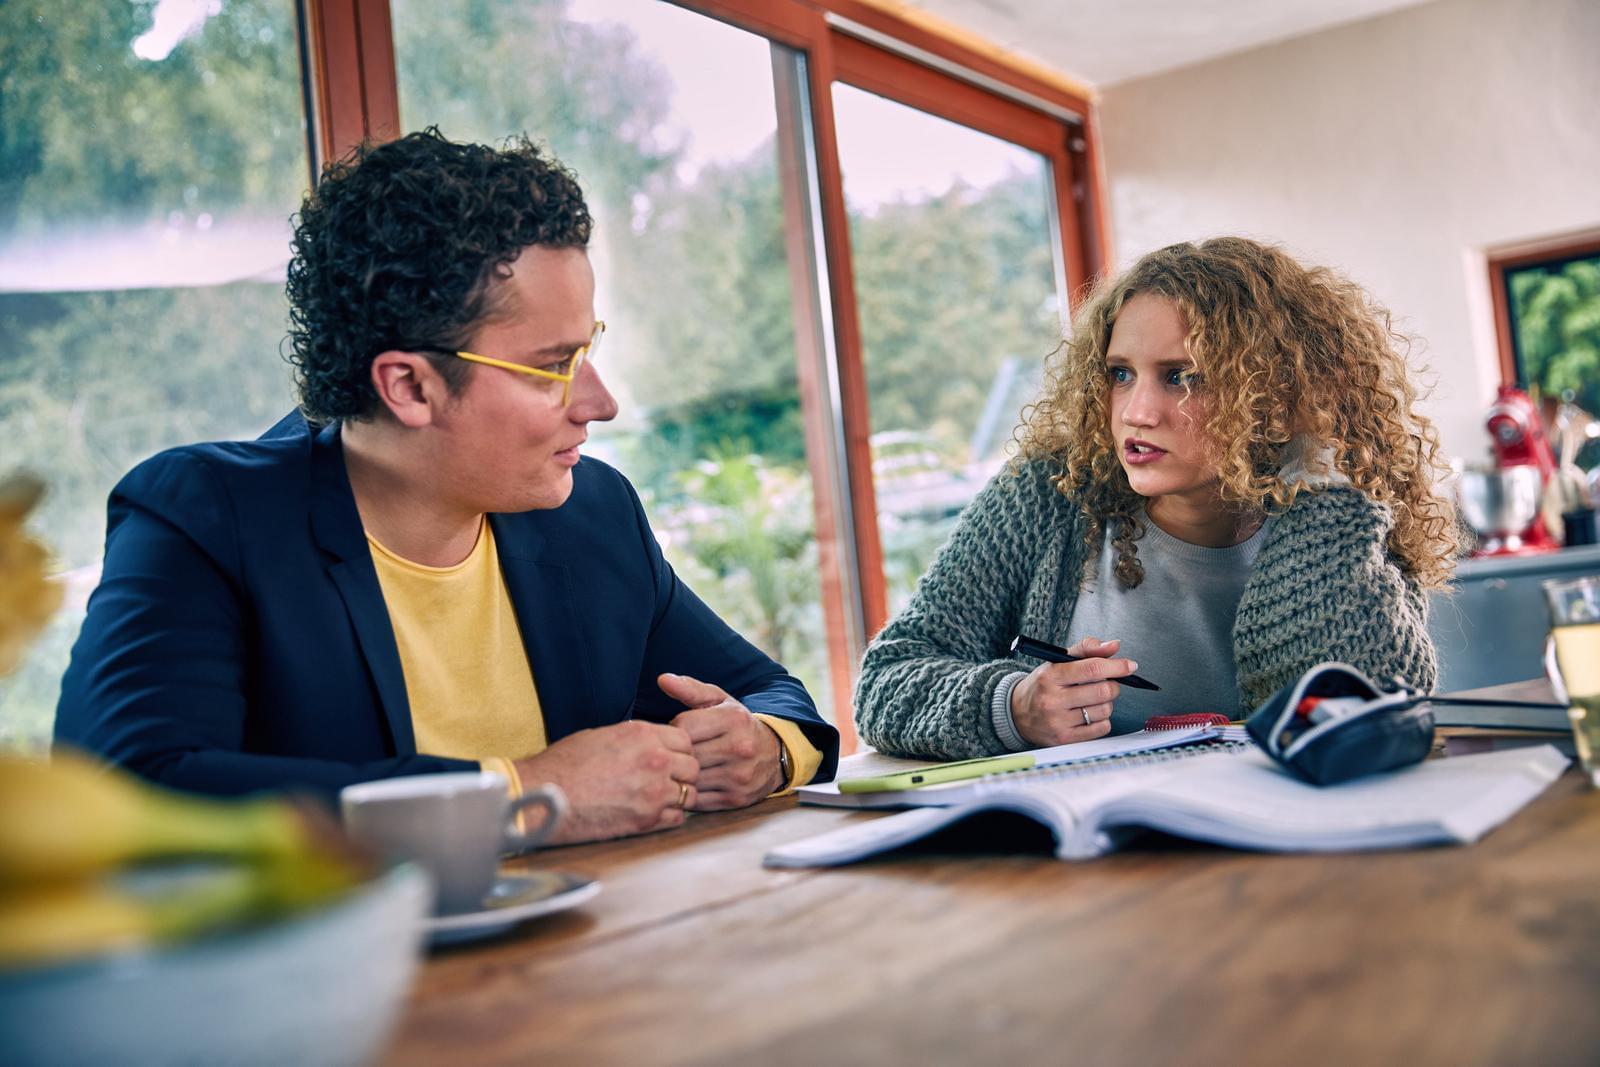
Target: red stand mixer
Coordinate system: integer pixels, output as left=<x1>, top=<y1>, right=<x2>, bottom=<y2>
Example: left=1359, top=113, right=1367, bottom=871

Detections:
left=1457, top=385, right=1560, bottom=557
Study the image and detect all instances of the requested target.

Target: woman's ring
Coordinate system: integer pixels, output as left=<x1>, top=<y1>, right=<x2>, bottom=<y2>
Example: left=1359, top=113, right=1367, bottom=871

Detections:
left=1081, top=708, right=1093, bottom=727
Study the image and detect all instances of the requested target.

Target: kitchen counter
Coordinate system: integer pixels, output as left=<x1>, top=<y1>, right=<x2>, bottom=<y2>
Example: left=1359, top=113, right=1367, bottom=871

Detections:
left=1430, top=543, right=1600, bottom=691
left=1451, top=542, right=1600, bottom=579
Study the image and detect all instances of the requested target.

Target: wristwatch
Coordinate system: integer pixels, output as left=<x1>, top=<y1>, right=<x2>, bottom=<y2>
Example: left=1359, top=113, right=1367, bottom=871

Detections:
left=775, top=734, right=793, bottom=789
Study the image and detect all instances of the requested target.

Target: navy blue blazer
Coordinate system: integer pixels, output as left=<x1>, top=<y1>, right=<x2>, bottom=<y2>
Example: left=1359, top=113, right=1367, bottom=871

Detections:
left=55, top=413, right=838, bottom=802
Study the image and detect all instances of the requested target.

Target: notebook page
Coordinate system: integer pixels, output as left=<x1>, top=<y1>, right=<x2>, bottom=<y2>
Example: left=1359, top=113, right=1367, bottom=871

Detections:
left=1027, top=725, right=1221, bottom=767
left=1076, top=746, right=1568, bottom=852
left=768, top=746, right=1567, bottom=867
left=772, top=755, right=1219, bottom=866
left=970, top=739, right=1251, bottom=799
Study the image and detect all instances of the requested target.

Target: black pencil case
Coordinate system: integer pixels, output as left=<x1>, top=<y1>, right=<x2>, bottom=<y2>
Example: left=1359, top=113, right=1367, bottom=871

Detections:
left=1245, top=662, right=1434, bottom=786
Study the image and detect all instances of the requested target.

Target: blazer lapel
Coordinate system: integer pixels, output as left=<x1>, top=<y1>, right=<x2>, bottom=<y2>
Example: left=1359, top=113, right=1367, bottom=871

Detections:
left=491, top=514, right=596, bottom=743
left=307, top=422, right=416, bottom=755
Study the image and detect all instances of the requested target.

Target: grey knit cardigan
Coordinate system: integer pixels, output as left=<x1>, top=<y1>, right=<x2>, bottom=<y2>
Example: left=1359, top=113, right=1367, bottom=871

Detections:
left=854, top=460, right=1439, bottom=759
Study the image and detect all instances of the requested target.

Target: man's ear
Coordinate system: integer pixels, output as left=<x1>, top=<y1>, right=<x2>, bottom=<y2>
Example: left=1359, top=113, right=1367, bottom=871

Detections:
left=370, top=351, right=450, bottom=428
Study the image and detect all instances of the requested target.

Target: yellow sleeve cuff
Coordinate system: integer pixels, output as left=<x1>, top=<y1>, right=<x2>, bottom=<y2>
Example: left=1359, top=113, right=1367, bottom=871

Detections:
left=481, top=756, right=526, bottom=798
left=480, top=756, right=533, bottom=832
left=754, top=714, right=823, bottom=797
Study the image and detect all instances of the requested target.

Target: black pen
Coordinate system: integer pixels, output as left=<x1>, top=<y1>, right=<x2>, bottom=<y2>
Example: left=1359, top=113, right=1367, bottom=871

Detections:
left=1009, top=634, right=1161, bottom=691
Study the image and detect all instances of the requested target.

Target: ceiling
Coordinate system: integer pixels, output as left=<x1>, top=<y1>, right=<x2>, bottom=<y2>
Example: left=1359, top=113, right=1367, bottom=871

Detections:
left=900, top=0, right=1439, bottom=88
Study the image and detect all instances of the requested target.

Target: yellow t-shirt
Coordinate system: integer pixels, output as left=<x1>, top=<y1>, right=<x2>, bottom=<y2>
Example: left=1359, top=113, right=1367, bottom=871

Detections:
left=368, top=521, right=547, bottom=761
left=367, top=519, right=822, bottom=795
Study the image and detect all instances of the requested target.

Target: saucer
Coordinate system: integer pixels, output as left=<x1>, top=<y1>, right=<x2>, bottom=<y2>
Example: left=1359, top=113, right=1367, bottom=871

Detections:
left=423, top=871, right=600, bottom=946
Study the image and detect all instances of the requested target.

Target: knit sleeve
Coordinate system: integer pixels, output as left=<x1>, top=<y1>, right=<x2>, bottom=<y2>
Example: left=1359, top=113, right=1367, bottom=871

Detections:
left=1233, top=487, right=1438, bottom=710
left=854, top=462, right=1073, bottom=759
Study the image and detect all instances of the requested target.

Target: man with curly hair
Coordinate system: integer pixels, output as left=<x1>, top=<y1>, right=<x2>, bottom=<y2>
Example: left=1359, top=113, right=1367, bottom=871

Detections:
left=56, top=129, right=837, bottom=843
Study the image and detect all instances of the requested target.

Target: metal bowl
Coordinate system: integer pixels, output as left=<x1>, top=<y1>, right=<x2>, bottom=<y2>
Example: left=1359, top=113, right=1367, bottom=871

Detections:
left=1455, top=464, right=1542, bottom=540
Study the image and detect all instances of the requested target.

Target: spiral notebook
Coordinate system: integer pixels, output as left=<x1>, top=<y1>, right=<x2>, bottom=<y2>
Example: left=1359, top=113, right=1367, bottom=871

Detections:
left=769, top=745, right=1569, bottom=867
left=798, top=724, right=1251, bottom=810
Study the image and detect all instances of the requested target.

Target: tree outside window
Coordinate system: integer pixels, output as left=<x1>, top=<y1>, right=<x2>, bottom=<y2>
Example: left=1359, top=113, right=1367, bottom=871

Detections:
left=1507, top=249, right=1600, bottom=428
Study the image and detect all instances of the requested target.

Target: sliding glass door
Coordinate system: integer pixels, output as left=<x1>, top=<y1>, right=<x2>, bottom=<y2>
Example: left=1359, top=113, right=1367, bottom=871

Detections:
left=832, top=85, right=1065, bottom=614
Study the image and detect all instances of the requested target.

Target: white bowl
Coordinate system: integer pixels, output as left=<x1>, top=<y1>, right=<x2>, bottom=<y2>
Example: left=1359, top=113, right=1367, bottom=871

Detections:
left=0, top=863, right=433, bottom=1066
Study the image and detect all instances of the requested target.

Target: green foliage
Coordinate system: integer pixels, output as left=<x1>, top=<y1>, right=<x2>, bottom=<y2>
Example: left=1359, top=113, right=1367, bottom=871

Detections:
left=664, top=449, right=829, bottom=720
left=614, top=384, right=806, bottom=500
left=0, top=0, right=307, bottom=233
left=0, top=284, right=293, bottom=567
left=850, top=174, right=1061, bottom=455
left=611, top=147, right=800, bottom=412
left=1512, top=257, right=1600, bottom=417
left=391, top=0, right=677, bottom=213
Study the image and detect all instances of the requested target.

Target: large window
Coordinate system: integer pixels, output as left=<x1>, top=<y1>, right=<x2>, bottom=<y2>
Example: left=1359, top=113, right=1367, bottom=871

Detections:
left=833, top=85, right=1063, bottom=614
left=0, top=0, right=310, bottom=750
left=0, top=0, right=1101, bottom=753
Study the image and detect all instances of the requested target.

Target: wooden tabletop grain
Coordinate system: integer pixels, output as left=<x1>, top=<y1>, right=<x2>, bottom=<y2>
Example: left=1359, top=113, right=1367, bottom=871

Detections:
left=383, top=686, right=1600, bottom=1067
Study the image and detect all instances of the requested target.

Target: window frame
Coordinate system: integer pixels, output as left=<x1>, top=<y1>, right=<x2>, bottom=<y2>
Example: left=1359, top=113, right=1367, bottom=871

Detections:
left=1488, top=229, right=1600, bottom=390
left=300, top=0, right=401, bottom=173
left=297, top=0, right=1108, bottom=749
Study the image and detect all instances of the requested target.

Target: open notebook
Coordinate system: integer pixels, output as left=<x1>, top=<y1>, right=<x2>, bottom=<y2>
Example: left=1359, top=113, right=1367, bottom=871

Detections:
left=767, top=745, right=1568, bottom=867
left=799, top=724, right=1248, bottom=810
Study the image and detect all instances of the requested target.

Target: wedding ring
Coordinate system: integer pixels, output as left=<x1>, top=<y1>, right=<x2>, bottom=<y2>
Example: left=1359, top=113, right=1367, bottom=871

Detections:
left=1082, top=708, right=1093, bottom=727
left=676, top=781, right=689, bottom=809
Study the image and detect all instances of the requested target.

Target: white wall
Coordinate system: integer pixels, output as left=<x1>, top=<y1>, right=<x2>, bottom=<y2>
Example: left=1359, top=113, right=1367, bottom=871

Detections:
left=1098, top=0, right=1600, bottom=462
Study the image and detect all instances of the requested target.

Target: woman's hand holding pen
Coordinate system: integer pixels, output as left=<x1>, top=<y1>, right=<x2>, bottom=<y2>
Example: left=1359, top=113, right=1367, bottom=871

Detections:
left=1009, top=636, right=1139, bottom=746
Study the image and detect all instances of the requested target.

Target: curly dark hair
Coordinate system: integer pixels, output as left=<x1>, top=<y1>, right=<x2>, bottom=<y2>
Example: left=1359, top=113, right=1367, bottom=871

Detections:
left=285, top=127, right=592, bottom=423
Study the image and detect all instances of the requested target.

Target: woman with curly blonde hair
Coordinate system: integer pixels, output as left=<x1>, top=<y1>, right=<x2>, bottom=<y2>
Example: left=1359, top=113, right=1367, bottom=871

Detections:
left=854, top=237, right=1458, bottom=759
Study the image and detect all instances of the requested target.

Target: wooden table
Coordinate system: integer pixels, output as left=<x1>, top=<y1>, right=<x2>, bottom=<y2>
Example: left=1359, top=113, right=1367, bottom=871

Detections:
left=385, top=683, right=1600, bottom=1066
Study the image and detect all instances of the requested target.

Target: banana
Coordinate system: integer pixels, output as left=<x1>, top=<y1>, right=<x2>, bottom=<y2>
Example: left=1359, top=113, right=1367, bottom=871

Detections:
left=0, top=751, right=372, bottom=968
left=0, top=852, right=363, bottom=969
left=0, top=750, right=376, bottom=968
left=0, top=880, right=160, bottom=967
left=0, top=868, right=260, bottom=967
left=0, top=750, right=311, bottom=886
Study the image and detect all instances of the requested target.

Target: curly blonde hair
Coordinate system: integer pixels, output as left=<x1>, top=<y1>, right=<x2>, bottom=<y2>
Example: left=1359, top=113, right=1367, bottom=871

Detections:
left=1019, top=237, right=1458, bottom=590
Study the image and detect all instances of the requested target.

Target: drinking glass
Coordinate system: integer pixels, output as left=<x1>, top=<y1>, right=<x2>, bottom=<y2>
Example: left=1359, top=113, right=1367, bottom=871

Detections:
left=1543, top=575, right=1600, bottom=787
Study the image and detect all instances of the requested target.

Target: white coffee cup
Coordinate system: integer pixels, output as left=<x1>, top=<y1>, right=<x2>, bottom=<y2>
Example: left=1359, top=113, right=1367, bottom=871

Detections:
left=340, top=772, right=565, bottom=915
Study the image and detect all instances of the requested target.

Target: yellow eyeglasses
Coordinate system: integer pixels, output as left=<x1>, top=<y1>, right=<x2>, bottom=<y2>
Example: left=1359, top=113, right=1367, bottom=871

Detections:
left=449, top=320, right=605, bottom=406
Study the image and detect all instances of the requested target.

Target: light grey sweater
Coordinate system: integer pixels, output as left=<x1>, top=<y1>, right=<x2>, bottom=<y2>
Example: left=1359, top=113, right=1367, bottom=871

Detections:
left=1065, top=516, right=1269, bottom=730
left=854, top=460, right=1439, bottom=760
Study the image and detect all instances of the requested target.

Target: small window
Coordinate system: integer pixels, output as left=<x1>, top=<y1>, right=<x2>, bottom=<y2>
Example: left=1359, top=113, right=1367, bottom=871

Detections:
left=1496, top=237, right=1600, bottom=419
